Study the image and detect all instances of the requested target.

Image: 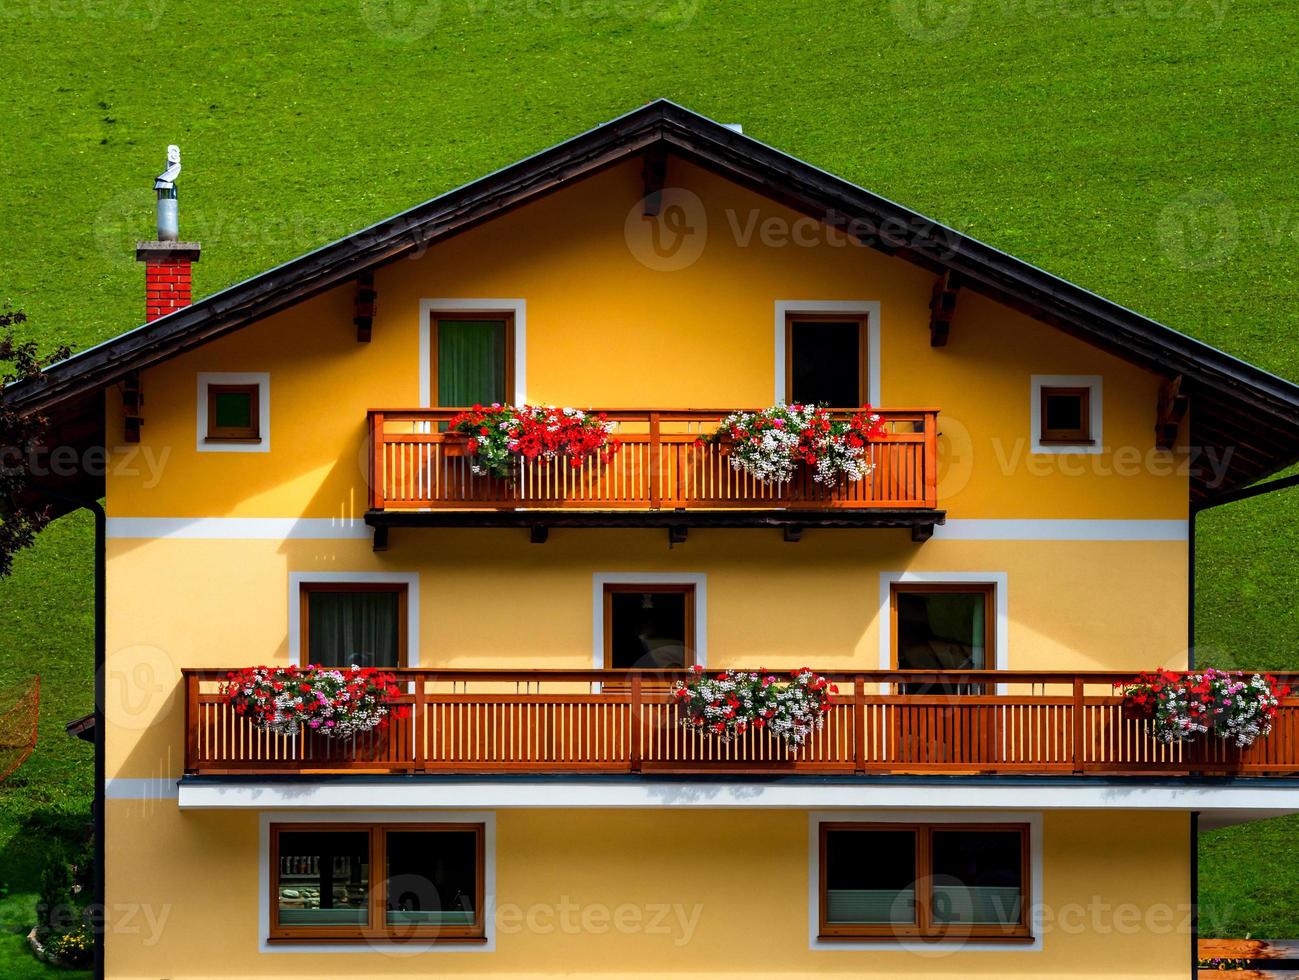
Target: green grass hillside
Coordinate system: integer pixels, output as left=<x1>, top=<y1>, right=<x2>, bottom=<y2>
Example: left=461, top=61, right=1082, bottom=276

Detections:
left=0, top=0, right=1296, bottom=960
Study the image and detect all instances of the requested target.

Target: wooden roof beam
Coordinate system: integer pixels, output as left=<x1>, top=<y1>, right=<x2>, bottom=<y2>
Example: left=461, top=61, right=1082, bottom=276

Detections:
left=929, top=270, right=960, bottom=347
left=641, top=145, right=668, bottom=216
left=1157, top=375, right=1189, bottom=450
left=353, top=271, right=377, bottom=343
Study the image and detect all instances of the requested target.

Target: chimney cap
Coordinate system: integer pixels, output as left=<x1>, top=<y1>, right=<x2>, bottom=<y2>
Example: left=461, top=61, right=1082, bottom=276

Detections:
left=136, top=241, right=201, bottom=262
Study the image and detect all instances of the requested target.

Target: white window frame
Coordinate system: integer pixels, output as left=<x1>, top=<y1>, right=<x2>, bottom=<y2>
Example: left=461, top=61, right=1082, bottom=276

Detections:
left=592, top=572, right=707, bottom=669
left=878, top=571, right=1009, bottom=694
left=288, top=571, right=420, bottom=668
left=196, top=371, right=270, bottom=453
left=808, top=810, right=1043, bottom=952
left=419, top=298, right=527, bottom=406
left=258, top=809, right=495, bottom=954
left=1031, top=374, right=1103, bottom=454
left=774, top=300, right=881, bottom=406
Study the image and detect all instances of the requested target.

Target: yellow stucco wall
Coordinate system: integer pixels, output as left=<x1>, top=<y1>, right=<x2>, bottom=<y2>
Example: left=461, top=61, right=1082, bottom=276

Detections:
left=101, top=156, right=1188, bottom=521
left=101, top=804, right=1191, bottom=978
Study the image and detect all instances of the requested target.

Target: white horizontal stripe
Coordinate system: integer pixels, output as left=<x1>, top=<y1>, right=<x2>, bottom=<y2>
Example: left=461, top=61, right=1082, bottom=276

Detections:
left=105, top=517, right=1188, bottom=541
left=174, top=780, right=1296, bottom=823
left=106, top=517, right=370, bottom=539
left=105, top=777, right=179, bottom=800
left=936, top=519, right=1187, bottom=541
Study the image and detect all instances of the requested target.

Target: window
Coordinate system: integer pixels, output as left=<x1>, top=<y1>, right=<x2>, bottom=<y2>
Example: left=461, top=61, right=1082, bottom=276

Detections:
left=1030, top=375, right=1101, bottom=453
left=819, top=823, right=1030, bottom=942
left=602, top=583, right=696, bottom=670
left=270, top=823, right=484, bottom=943
left=206, top=383, right=260, bottom=441
left=891, top=583, right=994, bottom=694
left=300, top=583, right=407, bottom=669
left=785, top=313, right=868, bottom=407
left=429, top=313, right=514, bottom=407
left=1039, top=386, right=1091, bottom=444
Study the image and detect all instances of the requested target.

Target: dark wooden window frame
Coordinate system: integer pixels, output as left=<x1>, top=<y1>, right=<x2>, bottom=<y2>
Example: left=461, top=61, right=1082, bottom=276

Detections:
left=817, top=821, right=1032, bottom=942
left=428, top=311, right=517, bottom=407
left=1038, top=385, right=1094, bottom=445
left=269, top=822, right=486, bottom=944
left=783, top=312, right=870, bottom=407
left=205, top=382, right=261, bottom=442
left=601, top=582, right=698, bottom=671
left=299, top=582, right=410, bottom=669
left=889, top=582, right=996, bottom=672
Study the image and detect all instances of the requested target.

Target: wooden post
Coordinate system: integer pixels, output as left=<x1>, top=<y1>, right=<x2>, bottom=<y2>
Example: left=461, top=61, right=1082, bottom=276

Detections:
left=370, top=412, right=385, bottom=511
left=923, top=411, right=939, bottom=508
left=413, top=672, right=427, bottom=774
left=184, top=671, right=199, bottom=774
left=1072, top=677, right=1086, bottom=774
left=648, top=413, right=662, bottom=511
left=853, top=675, right=866, bottom=773
left=630, top=673, right=643, bottom=773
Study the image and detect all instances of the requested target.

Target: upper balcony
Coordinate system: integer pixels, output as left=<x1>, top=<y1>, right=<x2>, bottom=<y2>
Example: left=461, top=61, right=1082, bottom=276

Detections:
left=366, top=408, right=942, bottom=542
left=182, top=668, right=1299, bottom=779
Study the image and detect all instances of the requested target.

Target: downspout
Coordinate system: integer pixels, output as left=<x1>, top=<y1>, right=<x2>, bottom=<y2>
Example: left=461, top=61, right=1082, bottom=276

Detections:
left=38, top=488, right=105, bottom=980
left=1185, top=469, right=1299, bottom=979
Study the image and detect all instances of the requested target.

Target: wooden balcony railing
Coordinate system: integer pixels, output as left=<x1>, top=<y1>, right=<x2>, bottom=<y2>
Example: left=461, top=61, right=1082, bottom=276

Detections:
left=368, top=408, right=939, bottom=512
left=183, top=669, right=1299, bottom=777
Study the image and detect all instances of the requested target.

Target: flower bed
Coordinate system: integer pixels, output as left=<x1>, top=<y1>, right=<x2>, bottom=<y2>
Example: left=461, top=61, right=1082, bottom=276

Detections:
left=447, top=403, right=620, bottom=479
left=1116, top=669, right=1290, bottom=747
left=221, top=665, right=408, bottom=738
left=672, top=666, right=836, bottom=749
left=709, top=404, right=884, bottom=485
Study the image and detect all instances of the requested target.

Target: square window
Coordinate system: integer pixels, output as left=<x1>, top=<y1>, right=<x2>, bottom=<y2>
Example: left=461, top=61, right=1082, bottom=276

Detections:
left=1039, top=386, right=1092, bottom=445
left=603, top=584, right=696, bottom=670
left=301, top=584, right=407, bottom=669
left=891, top=584, right=994, bottom=694
left=206, top=383, right=260, bottom=441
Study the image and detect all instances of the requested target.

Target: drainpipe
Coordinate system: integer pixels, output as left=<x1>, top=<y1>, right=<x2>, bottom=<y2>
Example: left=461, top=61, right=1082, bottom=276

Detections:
left=1184, top=469, right=1299, bottom=979
left=37, top=489, right=105, bottom=980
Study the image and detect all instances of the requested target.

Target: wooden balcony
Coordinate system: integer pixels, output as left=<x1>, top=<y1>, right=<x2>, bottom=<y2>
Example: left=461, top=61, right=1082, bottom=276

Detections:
left=366, top=409, right=942, bottom=539
left=183, top=669, right=1299, bottom=778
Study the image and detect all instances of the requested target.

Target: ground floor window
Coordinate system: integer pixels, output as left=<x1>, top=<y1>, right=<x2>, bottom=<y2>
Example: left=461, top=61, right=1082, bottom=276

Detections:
left=818, top=821, right=1030, bottom=942
left=270, top=823, right=485, bottom=943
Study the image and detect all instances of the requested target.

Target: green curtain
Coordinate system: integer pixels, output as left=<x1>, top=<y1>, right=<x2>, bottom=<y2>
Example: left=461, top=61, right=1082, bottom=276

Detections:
left=307, top=591, right=400, bottom=668
left=438, top=319, right=507, bottom=406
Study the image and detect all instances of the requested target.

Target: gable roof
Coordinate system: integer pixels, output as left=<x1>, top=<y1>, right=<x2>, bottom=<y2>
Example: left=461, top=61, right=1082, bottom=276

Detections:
left=11, top=99, right=1299, bottom=501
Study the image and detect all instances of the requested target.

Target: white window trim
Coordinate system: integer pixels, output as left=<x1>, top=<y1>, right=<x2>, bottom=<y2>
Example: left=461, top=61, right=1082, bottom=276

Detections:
left=419, top=298, right=527, bottom=406
left=258, top=809, right=495, bottom=954
left=196, top=371, right=270, bottom=453
left=774, top=301, right=881, bottom=405
left=592, top=572, right=707, bottom=669
left=808, top=810, right=1043, bottom=952
left=1031, top=374, right=1103, bottom=455
left=288, top=571, right=420, bottom=668
left=878, top=571, right=1009, bottom=694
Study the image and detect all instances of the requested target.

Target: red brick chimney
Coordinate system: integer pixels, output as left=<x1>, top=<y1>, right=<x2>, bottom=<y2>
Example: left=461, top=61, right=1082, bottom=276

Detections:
left=135, top=242, right=200, bottom=322
left=136, top=144, right=198, bottom=322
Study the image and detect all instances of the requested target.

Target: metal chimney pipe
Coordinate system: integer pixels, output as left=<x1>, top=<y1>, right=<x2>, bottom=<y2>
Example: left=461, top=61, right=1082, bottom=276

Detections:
left=154, top=145, right=181, bottom=241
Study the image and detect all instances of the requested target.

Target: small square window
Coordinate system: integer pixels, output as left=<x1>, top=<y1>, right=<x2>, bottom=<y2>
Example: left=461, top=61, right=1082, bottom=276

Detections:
left=1038, top=386, right=1091, bottom=445
left=206, top=383, right=260, bottom=441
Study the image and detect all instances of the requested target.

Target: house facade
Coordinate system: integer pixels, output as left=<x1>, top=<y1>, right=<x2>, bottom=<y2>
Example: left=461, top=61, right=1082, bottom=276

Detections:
left=15, top=101, right=1299, bottom=978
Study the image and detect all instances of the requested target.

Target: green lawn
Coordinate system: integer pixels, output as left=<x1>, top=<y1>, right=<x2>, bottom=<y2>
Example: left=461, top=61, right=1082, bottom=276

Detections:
left=0, top=0, right=1297, bottom=961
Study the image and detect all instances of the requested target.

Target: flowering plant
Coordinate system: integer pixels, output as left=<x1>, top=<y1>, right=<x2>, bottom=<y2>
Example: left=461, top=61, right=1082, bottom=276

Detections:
left=672, top=666, right=836, bottom=749
left=447, top=403, right=620, bottom=479
left=1116, top=669, right=1290, bottom=748
left=709, top=404, right=884, bottom=485
left=221, top=665, right=409, bottom=738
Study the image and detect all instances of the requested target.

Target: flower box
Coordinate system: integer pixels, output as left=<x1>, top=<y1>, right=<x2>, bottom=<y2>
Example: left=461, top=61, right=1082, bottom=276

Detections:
left=221, top=665, right=409, bottom=739
left=672, top=666, right=835, bottom=750
left=1115, top=669, right=1290, bottom=748
left=447, top=404, right=620, bottom=480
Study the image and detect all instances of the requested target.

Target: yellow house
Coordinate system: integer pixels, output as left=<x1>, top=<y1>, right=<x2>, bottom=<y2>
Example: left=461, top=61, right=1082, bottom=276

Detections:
left=14, top=100, right=1299, bottom=978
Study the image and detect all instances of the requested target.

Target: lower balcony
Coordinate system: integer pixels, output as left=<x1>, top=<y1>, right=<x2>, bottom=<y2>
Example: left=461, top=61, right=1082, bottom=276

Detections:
left=182, top=669, right=1299, bottom=778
